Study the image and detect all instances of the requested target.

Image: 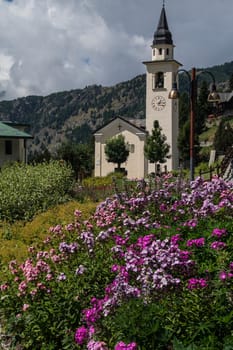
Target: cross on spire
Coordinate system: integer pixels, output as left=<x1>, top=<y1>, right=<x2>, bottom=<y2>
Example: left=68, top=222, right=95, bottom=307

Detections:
left=163, top=0, right=165, bottom=7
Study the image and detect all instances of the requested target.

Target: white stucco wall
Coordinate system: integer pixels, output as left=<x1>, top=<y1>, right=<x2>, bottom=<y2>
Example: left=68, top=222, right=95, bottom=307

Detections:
left=144, top=60, right=181, bottom=172
left=0, top=139, right=24, bottom=168
left=94, top=118, right=147, bottom=179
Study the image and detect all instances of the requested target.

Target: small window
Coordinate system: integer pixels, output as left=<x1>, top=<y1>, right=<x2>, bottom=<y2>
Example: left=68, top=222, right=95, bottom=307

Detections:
left=159, top=48, right=162, bottom=55
left=166, top=48, right=169, bottom=55
left=153, top=49, right=155, bottom=56
left=5, top=140, right=12, bottom=155
left=129, top=144, right=135, bottom=153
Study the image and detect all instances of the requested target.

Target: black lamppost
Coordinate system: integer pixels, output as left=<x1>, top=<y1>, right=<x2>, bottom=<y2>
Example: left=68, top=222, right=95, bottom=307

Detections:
left=169, top=67, right=220, bottom=181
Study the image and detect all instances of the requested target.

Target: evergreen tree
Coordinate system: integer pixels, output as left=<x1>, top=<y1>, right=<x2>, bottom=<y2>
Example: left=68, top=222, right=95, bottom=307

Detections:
left=229, top=73, right=233, bottom=91
left=196, top=81, right=211, bottom=134
left=179, top=92, right=189, bottom=127
left=144, top=120, right=170, bottom=173
left=105, top=135, right=129, bottom=171
left=178, top=120, right=190, bottom=164
left=177, top=120, right=200, bottom=166
left=214, top=120, right=233, bottom=154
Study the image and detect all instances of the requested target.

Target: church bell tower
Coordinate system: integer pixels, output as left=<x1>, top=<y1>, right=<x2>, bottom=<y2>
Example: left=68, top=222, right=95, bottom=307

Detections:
left=144, top=3, right=182, bottom=173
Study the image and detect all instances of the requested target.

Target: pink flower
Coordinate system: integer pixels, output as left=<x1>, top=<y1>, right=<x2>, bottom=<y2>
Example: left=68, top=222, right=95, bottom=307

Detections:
left=186, top=238, right=205, bottom=248
left=219, top=271, right=228, bottom=281
left=210, top=241, right=226, bottom=250
left=211, top=228, right=227, bottom=238
left=74, top=209, right=82, bottom=217
left=18, top=281, right=27, bottom=293
left=74, top=326, right=88, bottom=345
left=87, top=340, right=108, bottom=350
left=0, top=283, right=9, bottom=291
left=22, top=304, right=30, bottom=311
left=115, top=341, right=137, bottom=350
left=187, top=278, right=208, bottom=290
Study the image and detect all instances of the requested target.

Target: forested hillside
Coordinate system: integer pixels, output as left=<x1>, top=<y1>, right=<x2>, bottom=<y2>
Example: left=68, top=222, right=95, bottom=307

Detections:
left=0, top=60, right=233, bottom=158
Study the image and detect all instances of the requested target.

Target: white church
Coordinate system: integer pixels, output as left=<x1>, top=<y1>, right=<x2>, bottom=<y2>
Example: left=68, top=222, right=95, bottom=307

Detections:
left=94, top=4, right=182, bottom=179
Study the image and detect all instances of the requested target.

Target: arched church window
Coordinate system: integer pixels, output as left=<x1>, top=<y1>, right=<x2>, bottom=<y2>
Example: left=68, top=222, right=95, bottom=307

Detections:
left=159, top=48, right=162, bottom=55
left=153, top=49, right=155, bottom=56
left=166, top=48, right=169, bottom=55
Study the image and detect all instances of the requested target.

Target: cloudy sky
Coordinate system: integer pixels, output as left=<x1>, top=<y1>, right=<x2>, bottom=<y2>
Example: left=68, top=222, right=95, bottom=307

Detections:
left=0, top=0, right=233, bottom=100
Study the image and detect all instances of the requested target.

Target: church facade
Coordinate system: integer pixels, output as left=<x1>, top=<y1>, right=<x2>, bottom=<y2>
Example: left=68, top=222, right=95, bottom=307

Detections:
left=94, top=4, right=181, bottom=178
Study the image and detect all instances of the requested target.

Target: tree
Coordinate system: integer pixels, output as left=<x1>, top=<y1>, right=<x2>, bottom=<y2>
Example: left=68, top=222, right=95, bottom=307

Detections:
left=178, top=120, right=200, bottom=167
left=196, top=81, right=211, bottom=134
left=213, top=120, right=233, bottom=154
left=178, top=120, right=190, bottom=164
left=229, top=73, right=233, bottom=91
left=105, top=135, right=129, bottom=171
left=144, top=120, right=170, bottom=173
left=56, top=141, right=93, bottom=180
left=28, top=148, right=51, bottom=164
left=179, top=92, right=189, bottom=127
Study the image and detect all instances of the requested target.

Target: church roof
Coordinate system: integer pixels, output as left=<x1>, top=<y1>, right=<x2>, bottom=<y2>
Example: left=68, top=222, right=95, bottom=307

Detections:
left=153, top=5, right=173, bottom=46
left=93, top=116, right=146, bottom=135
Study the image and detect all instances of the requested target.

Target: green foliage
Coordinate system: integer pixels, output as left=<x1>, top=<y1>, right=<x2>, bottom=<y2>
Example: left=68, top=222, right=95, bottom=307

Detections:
left=0, top=176, right=233, bottom=349
left=56, top=141, right=94, bottom=180
left=69, top=123, right=93, bottom=144
left=179, top=92, right=189, bottom=127
left=28, top=147, right=52, bottom=164
left=0, top=161, right=73, bottom=222
left=144, top=120, right=170, bottom=170
left=213, top=120, right=233, bottom=154
left=178, top=120, right=190, bottom=163
left=105, top=134, right=129, bottom=169
left=196, top=81, right=211, bottom=134
left=229, top=73, right=233, bottom=91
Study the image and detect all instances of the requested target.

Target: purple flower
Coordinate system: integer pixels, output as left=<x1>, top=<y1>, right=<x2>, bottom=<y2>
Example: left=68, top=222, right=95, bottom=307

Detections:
left=171, top=234, right=181, bottom=245
left=74, top=326, right=88, bottom=345
left=186, top=238, right=205, bottom=248
left=210, top=241, right=226, bottom=250
left=187, top=278, right=208, bottom=289
left=57, top=272, right=66, bottom=281
left=87, top=340, right=108, bottom=350
left=75, top=265, right=86, bottom=275
left=211, top=228, right=227, bottom=238
left=115, top=341, right=137, bottom=350
left=59, top=242, right=78, bottom=254
left=219, top=271, right=228, bottom=281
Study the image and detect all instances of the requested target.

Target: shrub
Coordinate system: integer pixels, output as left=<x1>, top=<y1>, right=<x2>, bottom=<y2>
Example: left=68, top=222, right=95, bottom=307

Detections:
left=0, top=161, right=74, bottom=222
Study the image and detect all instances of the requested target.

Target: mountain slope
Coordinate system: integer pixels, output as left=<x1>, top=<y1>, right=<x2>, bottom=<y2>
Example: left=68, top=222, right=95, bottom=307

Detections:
left=0, top=75, right=146, bottom=156
left=0, top=60, right=232, bottom=158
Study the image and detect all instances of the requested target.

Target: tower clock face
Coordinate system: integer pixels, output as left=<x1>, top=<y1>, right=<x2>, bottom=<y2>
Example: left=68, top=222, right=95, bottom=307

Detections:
left=151, top=96, right=166, bottom=111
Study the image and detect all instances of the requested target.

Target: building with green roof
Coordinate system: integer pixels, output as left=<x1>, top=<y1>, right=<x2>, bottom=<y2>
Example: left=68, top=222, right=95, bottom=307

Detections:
left=0, top=121, right=33, bottom=168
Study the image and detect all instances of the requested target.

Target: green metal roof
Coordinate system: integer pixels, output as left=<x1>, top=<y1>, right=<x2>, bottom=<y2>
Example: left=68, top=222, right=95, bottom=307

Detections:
left=0, top=121, right=33, bottom=139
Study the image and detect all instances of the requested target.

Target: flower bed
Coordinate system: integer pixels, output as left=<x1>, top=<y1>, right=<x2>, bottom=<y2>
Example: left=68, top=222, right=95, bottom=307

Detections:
left=1, top=175, right=233, bottom=349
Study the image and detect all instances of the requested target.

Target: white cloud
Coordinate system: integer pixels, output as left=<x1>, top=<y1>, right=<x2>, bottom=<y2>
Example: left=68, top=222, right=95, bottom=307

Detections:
left=0, top=53, right=14, bottom=80
left=0, top=0, right=233, bottom=100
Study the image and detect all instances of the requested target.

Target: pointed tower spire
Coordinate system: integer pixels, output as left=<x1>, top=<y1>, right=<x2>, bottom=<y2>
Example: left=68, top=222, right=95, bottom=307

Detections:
left=153, top=4, right=173, bottom=45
